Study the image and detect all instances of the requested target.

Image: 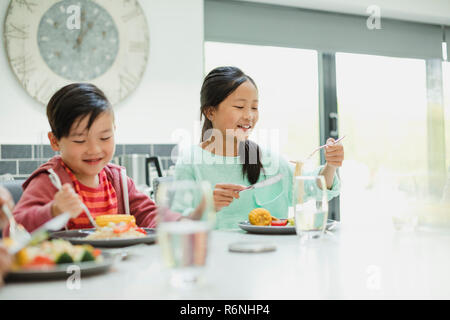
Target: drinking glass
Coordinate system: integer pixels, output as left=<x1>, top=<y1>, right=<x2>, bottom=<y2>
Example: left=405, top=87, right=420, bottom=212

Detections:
left=155, top=180, right=215, bottom=288
left=293, top=175, right=329, bottom=242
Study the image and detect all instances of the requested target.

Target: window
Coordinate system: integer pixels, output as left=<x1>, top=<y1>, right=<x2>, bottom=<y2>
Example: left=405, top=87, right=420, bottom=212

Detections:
left=442, top=62, right=450, bottom=172
left=336, top=53, right=428, bottom=222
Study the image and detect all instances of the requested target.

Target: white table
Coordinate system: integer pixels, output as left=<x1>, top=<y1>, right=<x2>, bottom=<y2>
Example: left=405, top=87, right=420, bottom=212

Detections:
left=1, top=217, right=450, bottom=300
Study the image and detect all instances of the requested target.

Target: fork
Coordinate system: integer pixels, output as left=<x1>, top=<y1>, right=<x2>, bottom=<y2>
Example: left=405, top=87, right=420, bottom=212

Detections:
left=290, top=136, right=346, bottom=165
left=305, top=135, right=346, bottom=161
left=2, top=203, right=31, bottom=243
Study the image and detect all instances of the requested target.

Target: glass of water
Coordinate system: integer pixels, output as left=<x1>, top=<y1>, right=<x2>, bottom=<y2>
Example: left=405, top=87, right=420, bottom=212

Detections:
left=293, top=175, right=329, bottom=242
left=155, top=180, right=215, bottom=288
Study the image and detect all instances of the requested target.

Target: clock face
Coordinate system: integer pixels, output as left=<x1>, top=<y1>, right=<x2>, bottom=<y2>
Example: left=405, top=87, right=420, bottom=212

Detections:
left=37, top=0, right=119, bottom=81
left=4, top=0, right=149, bottom=106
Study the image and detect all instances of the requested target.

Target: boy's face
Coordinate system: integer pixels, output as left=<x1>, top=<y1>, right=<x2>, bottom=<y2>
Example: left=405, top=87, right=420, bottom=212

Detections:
left=49, top=111, right=116, bottom=182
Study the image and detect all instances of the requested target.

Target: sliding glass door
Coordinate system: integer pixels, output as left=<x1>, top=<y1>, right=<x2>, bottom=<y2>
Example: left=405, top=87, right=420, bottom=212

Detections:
left=335, top=53, right=428, bottom=223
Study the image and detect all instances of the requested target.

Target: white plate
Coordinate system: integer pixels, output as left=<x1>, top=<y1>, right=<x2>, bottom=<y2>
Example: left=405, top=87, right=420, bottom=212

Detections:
left=50, top=228, right=157, bottom=247
left=238, top=220, right=338, bottom=235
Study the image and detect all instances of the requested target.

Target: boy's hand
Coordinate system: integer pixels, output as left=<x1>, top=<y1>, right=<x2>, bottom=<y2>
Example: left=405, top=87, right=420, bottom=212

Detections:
left=52, top=183, right=84, bottom=218
left=0, top=186, right=14, bottom=229
left=324, top=138, right=344, bottom=168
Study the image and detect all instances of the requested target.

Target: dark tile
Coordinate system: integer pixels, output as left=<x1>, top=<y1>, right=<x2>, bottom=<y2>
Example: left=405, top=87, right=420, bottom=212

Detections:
left=1, top=145, right=32, bottom=159
left=33, top=145, right=57, bottom=159
left=153, top=144, right=177, bottom=158
left=167, top=157, right=177, bottom=168
left=18, top=160, right=41, bottom=175
left=12, top=175, right=28, bottom=180
left=161, top=159, right=169, bottom=170
left=0, top=161, right=17, bottom=175
left=124, top=144, right=151, bottom=155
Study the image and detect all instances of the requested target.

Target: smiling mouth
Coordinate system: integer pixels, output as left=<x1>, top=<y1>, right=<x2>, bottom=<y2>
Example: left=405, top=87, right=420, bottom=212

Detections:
left=237, top=125, right=252, bottom=130
left=83, top=158, right=102, bottom=164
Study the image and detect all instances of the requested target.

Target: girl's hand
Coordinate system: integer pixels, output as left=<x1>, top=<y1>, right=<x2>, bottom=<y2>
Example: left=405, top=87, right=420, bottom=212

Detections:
left=324, top=138, right=344, bottom=168
left=213, top=184, right=246, bottom=211
left=0, top=186, right=14, bottom=229
left=0, top=246, right=12, bottom=287
left=51, top=183, right=84, bottom=218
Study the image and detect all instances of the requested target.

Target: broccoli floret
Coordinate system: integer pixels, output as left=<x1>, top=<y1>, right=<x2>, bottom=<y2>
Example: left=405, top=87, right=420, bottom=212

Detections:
left=80, top=250, right=95, bottom=262
left=55, top=252, right=74, bottom=264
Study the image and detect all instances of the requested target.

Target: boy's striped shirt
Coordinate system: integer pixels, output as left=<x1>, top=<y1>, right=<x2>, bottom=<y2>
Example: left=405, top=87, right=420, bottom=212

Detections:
left=61, top=160, right=118, bottom=229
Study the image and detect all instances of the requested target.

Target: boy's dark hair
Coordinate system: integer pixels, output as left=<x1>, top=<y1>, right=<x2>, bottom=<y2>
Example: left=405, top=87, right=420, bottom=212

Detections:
left=47, top=83, right=112, bottom=140
left=200, top=66, right=264, bottom=184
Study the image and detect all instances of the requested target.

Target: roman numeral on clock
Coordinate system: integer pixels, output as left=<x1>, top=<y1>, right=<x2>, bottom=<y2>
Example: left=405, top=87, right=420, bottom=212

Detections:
left=13, top=0, right=37, bottom=13
left=121, top=8, right=142, bottom=23
left=9, top=54, right=35, bottom=80
left=119, top=69, right=139, bottom=98
left=4, top=22, right=30, bottom=40
left=129, top=41, right=147, bottom=53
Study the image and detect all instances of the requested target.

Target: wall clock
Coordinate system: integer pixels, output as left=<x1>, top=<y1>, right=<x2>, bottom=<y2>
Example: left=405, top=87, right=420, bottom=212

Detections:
left=4, top=0, right=149, bottom=106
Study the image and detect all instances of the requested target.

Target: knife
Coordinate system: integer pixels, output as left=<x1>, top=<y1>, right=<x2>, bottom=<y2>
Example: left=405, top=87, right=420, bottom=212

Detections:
left=7, top=212, right=71, bottom=255
left=239, top=174, right=283, bottom=192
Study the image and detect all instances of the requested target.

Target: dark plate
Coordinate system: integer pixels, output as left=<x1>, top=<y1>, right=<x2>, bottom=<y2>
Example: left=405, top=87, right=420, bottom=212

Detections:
left=50, top=228, right=157, bottom=247
left=5, top=252, right=114, bottom=281
left=238, top=219, right=338, bottom=235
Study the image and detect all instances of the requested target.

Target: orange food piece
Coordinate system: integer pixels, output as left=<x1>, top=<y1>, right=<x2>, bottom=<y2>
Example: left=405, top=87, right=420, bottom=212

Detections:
left=249, top=208, right=272, bottom=226
left=95, top=214, right=136, bottom=227
left=113, top=222, right=133, bottom=234
left=93, top=249, right=102, bottom=258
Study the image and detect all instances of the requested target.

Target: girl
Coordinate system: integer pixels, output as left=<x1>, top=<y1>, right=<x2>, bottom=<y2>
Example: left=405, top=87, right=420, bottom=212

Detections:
left=6, top=83, right=182, bottom=233
left=174, top=66, right=344, bottom=229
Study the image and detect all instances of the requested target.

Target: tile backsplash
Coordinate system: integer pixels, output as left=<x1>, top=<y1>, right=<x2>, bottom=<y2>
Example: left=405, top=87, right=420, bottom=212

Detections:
left=0, top=144, right=177, bottom=179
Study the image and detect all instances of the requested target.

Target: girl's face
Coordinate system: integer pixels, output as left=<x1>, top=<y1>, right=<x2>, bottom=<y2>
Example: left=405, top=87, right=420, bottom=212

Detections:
left=208, top=80, right=259, bottom=143
left=49, top=111, right=116, bottom=183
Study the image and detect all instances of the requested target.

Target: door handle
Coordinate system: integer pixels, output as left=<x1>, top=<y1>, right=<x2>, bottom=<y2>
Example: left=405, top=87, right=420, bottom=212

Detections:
left=329, top=112, right=338, bottom=137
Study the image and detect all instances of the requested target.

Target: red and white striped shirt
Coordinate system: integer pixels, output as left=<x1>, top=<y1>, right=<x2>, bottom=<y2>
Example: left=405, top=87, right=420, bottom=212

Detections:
left=61, top=160, right=118, bottom=229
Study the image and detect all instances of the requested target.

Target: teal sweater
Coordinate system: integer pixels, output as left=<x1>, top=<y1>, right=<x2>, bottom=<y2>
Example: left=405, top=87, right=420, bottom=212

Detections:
left=174, top=145, right=340, bottom=230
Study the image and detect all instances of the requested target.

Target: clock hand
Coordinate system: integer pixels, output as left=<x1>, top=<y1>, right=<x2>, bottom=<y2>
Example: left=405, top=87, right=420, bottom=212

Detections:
left=73, top=21, right=94, bottom=50
left=73, top=10, right=90, bottom=50
left=73, top=10, right=85, bottom=50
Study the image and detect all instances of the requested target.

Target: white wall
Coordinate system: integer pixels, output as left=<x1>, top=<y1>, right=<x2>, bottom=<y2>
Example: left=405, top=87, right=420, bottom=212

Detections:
left=0, top=0, right=204, bottom=144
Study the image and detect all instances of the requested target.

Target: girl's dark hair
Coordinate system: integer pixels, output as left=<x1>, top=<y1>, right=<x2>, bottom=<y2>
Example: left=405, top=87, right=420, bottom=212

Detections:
left=47, top=83, right=112, bottom=140
left=200, top=66, right=263, bottom=184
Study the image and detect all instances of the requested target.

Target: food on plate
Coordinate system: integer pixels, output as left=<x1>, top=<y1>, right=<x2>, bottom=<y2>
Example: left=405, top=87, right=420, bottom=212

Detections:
left=287, top=218, right=295, bottom=226
left=95, top=214, right=136, bottom=227
left=248, top=208, right=293, bottom=227
left=248, top=208, right=272, bottom=226
left=270, top=219, right=288, bottom=226
left=2, top=239, right=102, bottom=270
left=85, top=220, right=147, bottom=240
